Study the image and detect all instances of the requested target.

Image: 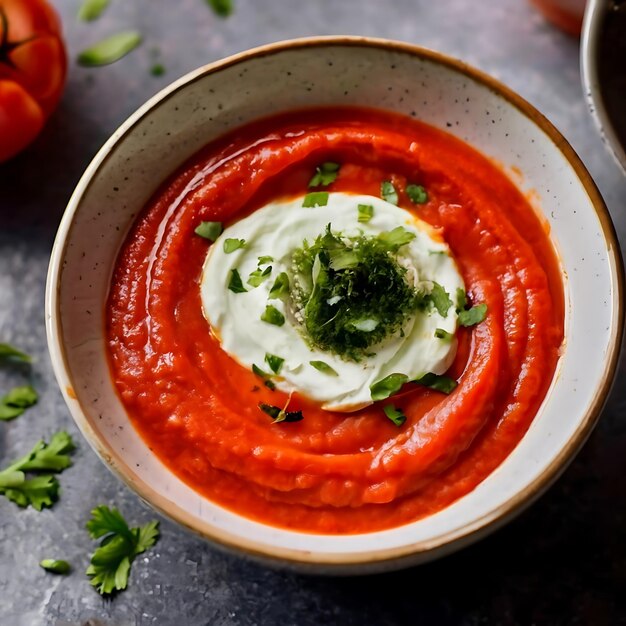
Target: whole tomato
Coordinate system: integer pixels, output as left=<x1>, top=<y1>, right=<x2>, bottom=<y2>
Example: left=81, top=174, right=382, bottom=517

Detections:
left=0, top=0, right=66, bottom=162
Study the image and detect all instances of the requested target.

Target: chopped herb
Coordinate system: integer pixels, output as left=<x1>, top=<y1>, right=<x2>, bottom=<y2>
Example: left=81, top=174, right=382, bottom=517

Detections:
left=223, top=238, right=246, bottom=253
left=429, top=282, right=453, bottom=317
left=0, top=343, right=31, bottom=363
left=309, top=360, right=338, bottom=376
left=268, top=272, right=290, bottom=299
left=247, top=265, right=272, bottom=288
left=406, top=184, right=428, bottom=204
left=194, top=221, right=222, bottom=241
left=370, top=373, right=409, bottom=401
left=258, top=255, right=273, bottom=265
left=456, top=288, right=467, bottom=312
left=77, top=31, right=142, bottom=67
left=0, top=432, right=75, bottom=510
left=458, top=303, right=488, bottom=327
left=381, top=180, right=398, bottom=205
left=434, top=328, right=453, bottom=340
left=252, top=364, right=275, bottom=390
left=227, top=269, right=247, bottom=293
left=0, top=385, right=38, bottom=421
left=357, top=204, right=374, bottom=223
left=264, top=354, right=284, bottom=375
left=260, top=305, right=285, bottom=326
left=377, top=226, right=416, bottom=252
left=302, top=192, right=329, bottom=208
left=414, top=373, right=458, bottom=394
left=40, top=559, right=71, bottom=575
left=309, top=162, right=340, bottom=187
left=383, top=404, right=407, bottom=427
left=86, top=505, right=159, bottom=595
left=77, top=0, right=109, bottom=21
left=150, top=63, right=166, bottom=77
left=207, top=0, right=233, bottom=17
left=258, top=403, right=303, bottom=424
left=429, top=250, right=446, bottom=256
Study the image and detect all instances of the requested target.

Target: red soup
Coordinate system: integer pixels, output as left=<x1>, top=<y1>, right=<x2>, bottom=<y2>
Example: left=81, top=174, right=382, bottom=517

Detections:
left=107, top=108, right=564, bottom=534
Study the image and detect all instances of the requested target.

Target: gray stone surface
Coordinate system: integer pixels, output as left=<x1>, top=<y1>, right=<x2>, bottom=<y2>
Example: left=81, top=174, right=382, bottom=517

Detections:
left=1, top=0, right=625, bottom=624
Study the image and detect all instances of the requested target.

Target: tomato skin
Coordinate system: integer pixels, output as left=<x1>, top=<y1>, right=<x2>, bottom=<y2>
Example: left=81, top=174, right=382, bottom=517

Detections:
left=0, top=0, right=67, bottom=162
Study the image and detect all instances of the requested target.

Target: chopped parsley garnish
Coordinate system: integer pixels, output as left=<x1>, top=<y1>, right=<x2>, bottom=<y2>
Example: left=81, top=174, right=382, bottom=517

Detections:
left=150, top=63, right=166, bottom=77
left=261, top=305, right=285, bottom=326
left=258, top=255, right=273, bottom=265
left=370, top=373, right=409, bottom=401
left=264, top=354, right=284, bottom=374
left=0, top=385, right=38, bottom=421
left=252, top=364, right=275, bottom=390
left=458, top=303, right=488, bottom=327
left=195, top=221, right=223, bottom=241
left=357, top=204, right=374, bottom=223
left=247, top=265, right=272, bottom=287
left=456, top=288, right=468, bottom=312
left=227, top=269, right=247, bottom=293
left=223, top=238, right=246, bottom=253
left=269, top=272, right=290, bottom=299
left=429, top=282, right=453, bottom=317
left=291, top=225, right=423, bottom=360
left=406, top=184, right=428, bottom=204
left=207, top=0, right=233, bottom=17
left=0, top=432, right=75, bottom=510
left=383, top=404, right=407, bottom=427
left=40, top=559, right=71, bottom=575
left=302, top=192, right=329, bottom=208
left=0, top=343, right=31, bottom=363
left=258, top=403, right=303, bottom=424
left=86, top=505, right=159, bottom=595
left=414, top=373, right=458, bottom=394
left=381, top=180, right=398, bottom=205
left=309, top=360, right=338, bottom=376
left=77, top=0, right=109, bottom=21
left=77, top=31, right=142, bottom=67
left=434, top=328, right=453, bottom=340
left=309, top=162, right=340, bottom=188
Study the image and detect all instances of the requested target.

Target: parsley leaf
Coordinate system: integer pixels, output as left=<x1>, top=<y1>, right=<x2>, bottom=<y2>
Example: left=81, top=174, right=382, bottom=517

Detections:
left=406, top=184, right=428, bottom=204
left=77, top=0, right=109, bottom=21
left=414, top=373, right=458, bottom=394
left=223, top=238, right=246, bottom=253
left=258, top=255, right=273, bottom=265
left=357, top=204, right=374, bottom=223
left=264, top=354, right=284, bottom=374
left=247, top=265, right=272, bottom=288
left=150, top=63, right=166, bottom=77
left=456, top=288, right=468, bottom=312
left=309, top=360, right=338, bottom=376
left=258, top=403, right=303, bottom=424
left=86, top=506, right=159, bottom=595
left=377, top=226, right=416, bottom=252
left=0, top=385, right=38, bottom=421
left=0, top=343, right=31, bottom=363
left=458, top=303, right=488, bottom=327
left=195, top=221, right=222, bottom=241
left=40, top=559, right=71, bottom=574
left=260, top=305, right=285, bottom=326
left=383, top=404, right=407, bottom=427
left=227, top=269, right=247, bottom=293
left=207, top=0, right=233, bottom=17
left=381, top=181, right=398, bottom=205
left=370, top=373, right=409, bottom=401
left=302, top=192, right=329, bottom=208
left=77, top=31, right=142, bottom=67
left=434, top=328, right=453, bottom=340
left=0, top=432, right=75, bottom=510
left=309, top=162, right=340, bottom=188
left=252, top=364, right=275, bottom=390
left=268, top=272, right=290, bottom=299
left=429, top=282, right=453, bottom=317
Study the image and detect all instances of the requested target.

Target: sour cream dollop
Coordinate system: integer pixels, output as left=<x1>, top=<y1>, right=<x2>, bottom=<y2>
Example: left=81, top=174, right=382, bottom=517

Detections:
left=200, top=192, right=464, bottom=411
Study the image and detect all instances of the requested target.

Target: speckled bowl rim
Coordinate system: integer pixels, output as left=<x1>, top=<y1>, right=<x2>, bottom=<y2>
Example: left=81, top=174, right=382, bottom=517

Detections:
left=46, top=36, right=624, bottom=570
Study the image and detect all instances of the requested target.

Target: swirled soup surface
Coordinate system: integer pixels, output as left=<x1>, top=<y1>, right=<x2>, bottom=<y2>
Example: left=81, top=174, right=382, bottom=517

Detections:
left=107, top=108, right=564, bottom=534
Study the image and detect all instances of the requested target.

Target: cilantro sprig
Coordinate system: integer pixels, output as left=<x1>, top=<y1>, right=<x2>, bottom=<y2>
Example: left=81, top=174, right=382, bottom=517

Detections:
left=309, top=162, right=340, bottom=188
left=86, top=505, right=159, bottom=595
left=0, top=343, right=31, bottom=364
left=0, top=432, right=75, bottom=510
left=0, top=385, right=37, bottom=421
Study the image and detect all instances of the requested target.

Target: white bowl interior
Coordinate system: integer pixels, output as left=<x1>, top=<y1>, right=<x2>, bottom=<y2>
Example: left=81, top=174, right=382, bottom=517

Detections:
left=47, top=40, right=621, bottom=569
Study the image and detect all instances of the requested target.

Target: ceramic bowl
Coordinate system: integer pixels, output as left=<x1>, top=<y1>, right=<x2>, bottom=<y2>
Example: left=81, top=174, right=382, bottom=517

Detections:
left=46, top=37, right=623, bottom=574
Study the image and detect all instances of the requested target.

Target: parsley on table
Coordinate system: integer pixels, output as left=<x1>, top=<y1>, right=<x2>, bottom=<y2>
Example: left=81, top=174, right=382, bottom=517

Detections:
left=0, top=343, right=31, bottom=363
left=207, top=0, right=233, bottom=17
left=383, top=404, right=407, bottom=427
left=370, top=373, right=409, bottom=401
left=381, top=181, right=398, bottom=205
left=406, top=184, right=428, bottom=204
left=86, top=505, right=159, bottom=595
left=308, top=162, right=340, bottom=188
left=0, top=385, right=37, bottom=421
left=150, top=64, right=166, bottom=77
left=195, top=221, right=223, bottom=242
left=0, top=432, right=75, bottom=510
left=77, top=31, right=142, bottom=67
left=77, top=0, right=109, bottom=21
left=40, top=559, right=71, bottom=574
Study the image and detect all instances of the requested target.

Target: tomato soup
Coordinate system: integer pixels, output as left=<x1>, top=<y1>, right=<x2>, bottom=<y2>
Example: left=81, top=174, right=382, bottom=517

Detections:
left=107, top=108, right=564, bottom=534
